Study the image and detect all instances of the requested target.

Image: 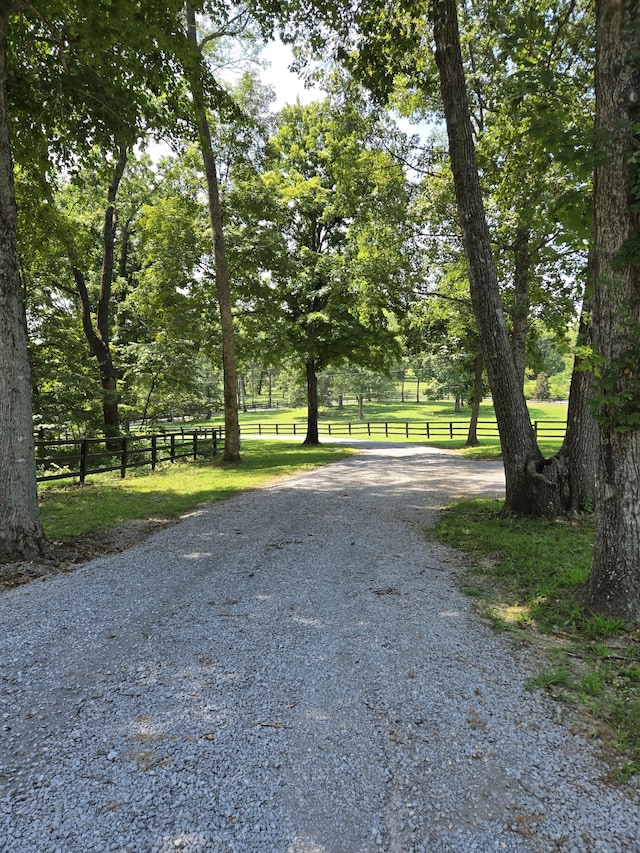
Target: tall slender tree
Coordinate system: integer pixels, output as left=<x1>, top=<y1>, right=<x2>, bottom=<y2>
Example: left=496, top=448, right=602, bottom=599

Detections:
left=185, top=4, right=242, bottom=462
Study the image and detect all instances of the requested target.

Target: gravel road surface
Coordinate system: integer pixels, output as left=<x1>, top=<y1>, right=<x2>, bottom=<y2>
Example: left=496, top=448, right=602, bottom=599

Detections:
left=1, top=444, right=639, bottom=852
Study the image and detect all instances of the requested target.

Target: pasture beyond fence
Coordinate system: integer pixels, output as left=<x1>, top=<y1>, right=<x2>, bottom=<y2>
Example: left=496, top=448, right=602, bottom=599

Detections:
left=238, top=419, right=567, bottom=441
left=36, top=429, right=222, bottom=484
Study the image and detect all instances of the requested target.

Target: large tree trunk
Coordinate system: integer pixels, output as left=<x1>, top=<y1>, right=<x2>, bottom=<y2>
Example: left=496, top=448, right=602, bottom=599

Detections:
left=186, top=6, right=241, bottom=463
left=583, top=0, right=640, bottom=619
left=432, top=0, right=567, bottom=517
left=303, top=357, right=320, bottom=445
left=0, top=13, right=46, bottom=559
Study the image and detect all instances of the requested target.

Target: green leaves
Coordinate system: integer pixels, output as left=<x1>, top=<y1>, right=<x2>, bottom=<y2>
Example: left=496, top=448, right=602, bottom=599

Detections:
left=228, top=94, right=414, bottom=375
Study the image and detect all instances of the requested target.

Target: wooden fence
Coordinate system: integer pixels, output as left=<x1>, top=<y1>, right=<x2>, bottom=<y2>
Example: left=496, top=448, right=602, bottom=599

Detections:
left=35, top=428, right=222, bottom=484
left=238, top=419, right=567, bottom=440
left=35, top=419, right=566, bottom=485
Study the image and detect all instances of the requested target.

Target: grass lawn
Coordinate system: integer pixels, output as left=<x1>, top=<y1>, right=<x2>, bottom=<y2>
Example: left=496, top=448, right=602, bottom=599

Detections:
left=205, top=398, right=568, bottom=424
left=432, top=499, right=640, bottom=780
left=193, top=399, right=568, bottom=459
left=39, top=440, right=356, bottom=539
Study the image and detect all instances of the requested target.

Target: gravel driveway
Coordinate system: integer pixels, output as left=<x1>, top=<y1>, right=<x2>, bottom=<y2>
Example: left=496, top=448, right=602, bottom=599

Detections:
left=1, top=444, right=639, bottom=852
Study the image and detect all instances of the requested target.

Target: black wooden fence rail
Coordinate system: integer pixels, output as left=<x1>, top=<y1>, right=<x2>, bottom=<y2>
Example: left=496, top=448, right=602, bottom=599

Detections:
left=35, top=428, right=222, bottom=484
left=238, top=419, right=567, bottom=440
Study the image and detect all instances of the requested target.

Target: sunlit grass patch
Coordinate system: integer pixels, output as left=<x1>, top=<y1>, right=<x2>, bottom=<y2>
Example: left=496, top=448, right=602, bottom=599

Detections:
left=431, top=498, right=640, bottom=778
left=39, top=440, right=356, bottom=539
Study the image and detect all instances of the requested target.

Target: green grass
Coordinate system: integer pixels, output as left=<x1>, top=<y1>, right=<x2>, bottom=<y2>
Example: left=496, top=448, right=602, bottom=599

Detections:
left=39, top=440, right=356, bottom=539
left=431, top=499, right=640, bottom=779
left=192, top=399, right=568, bottom=459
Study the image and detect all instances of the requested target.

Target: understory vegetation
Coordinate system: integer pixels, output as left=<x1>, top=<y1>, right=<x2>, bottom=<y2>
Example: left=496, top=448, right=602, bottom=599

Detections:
left=432, top=500, right=640, bottom=780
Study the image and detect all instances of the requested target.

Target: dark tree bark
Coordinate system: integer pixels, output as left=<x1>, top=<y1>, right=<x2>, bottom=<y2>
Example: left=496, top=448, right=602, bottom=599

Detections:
left=558, top=295, right=596, bottom=515
left=0, top=9, right=47, bottom=559
left=510, top=224, right=531, bottom=390
left=432, top=0, right=562, bottom=516
left=583, top=0, right=640, bottom=619
left=71, top=147, right=127, bottom=445
left=186, top=5, right=241, bottom=463
left=303, top=358, right=320, bottom=445
left=466, top=351, right=483, bottom=447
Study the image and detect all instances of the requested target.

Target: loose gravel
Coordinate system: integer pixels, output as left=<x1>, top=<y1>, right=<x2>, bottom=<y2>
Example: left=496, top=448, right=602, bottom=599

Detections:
left=1, top=444, right=639, bottom=852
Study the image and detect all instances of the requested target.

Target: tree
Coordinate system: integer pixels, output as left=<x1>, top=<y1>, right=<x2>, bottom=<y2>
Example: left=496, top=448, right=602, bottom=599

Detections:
left=582, top=0, right=640, bottom=618
left=534, top=372, right=551, bottom=401
left=459, top=0, right=593, bottom=391
left=271, top=0, right=597, bottom=515
left=2, top=0, right=189, bottom=557
left=331, top=367, right=396, bottom=418
left=0, top=5, right=44, bottom=557
left=234, top=95, right=413, bottom=443
left=430, top=0, right=560, bottom=513
left=185, top=4, right=242, bottom=462
left=121, top=147, right=219, bottom=422
left=71, top=148, right=130, bottom=443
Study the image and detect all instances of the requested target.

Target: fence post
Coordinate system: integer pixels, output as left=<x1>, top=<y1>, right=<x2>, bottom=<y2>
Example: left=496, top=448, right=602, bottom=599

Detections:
left=293, top=423, right=297, bottom=435
left=170, top=434, right=176, bottom=462
left=348, top=423, right=352, bottom=435
left=151, top=435, right=157, bottom=471
left=367, top=422, right=371, bottom=436
left=405, top=422, right=409, bottom=438
left=385, top=422, right=389, bottom=436
left=534, top=420, right=538, bottom=435
left=275, top=423, right=279, bottom=435
left=426, top=422, right=430, bottom=439
left=449, top=422, right=454, bottom=438
left=212, top=431, right=217, bottom=454
left=79, top=439, right=88, bottom=484
left=193, top=431, right=198, bottom=460
left=120, top=436, right=128, bottom=478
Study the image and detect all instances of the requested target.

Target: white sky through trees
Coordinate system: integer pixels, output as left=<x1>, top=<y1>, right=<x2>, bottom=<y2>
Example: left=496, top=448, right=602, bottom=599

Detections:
left=260, top=38, right=324, bottom=110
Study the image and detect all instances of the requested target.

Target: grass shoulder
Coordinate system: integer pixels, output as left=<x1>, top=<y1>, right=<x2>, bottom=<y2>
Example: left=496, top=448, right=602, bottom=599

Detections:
left=431, top=498, right=640, bottom=782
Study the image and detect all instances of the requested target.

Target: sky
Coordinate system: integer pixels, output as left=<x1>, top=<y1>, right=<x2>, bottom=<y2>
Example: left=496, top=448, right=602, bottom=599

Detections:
left=258, top=39, right=324, bottom=110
